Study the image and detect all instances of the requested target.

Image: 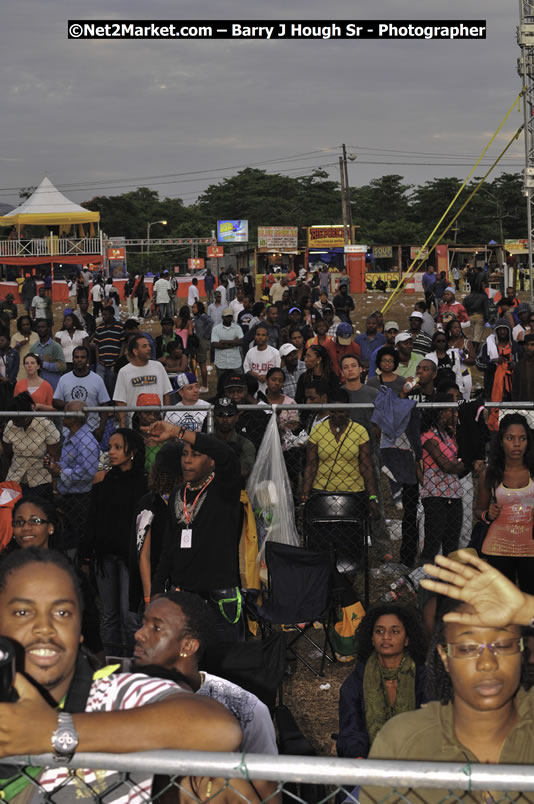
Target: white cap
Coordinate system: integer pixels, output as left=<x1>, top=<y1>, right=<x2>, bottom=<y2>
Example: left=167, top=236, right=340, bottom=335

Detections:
left=395, top=332, right=412, bottom=345
left=409, top=311, right=423, bottom=320
left=279, top=343, right=298, bottom=358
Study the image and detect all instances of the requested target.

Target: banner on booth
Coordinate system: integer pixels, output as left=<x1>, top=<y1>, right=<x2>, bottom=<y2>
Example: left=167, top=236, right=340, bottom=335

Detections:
left=258, top=226, right=298, bottom=249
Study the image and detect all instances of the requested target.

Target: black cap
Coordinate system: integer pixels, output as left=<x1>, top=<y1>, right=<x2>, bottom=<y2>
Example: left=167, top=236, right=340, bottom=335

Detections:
left=223, top=373, right=247, bottom=389
left=214, top=397, right=238, bottom=416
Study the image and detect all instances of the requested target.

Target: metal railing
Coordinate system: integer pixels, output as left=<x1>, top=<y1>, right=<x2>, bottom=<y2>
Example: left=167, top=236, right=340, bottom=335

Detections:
left=2, top=752, right=534, bottom=802
left=0, top=236, right=101, bottom=257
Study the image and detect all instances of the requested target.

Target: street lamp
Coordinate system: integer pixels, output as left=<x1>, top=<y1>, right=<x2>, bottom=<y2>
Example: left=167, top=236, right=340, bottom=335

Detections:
left=146, top=220, right=167, bottom=256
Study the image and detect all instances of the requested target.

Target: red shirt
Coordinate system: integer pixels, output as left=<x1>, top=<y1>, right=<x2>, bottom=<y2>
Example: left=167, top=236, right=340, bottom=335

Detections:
left=324, top=340, right=362, bottom=378
left=437, top=301, right=469, bottom=324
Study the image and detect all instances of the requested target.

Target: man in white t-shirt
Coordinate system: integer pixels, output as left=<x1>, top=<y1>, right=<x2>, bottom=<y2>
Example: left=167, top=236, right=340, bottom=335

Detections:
left=31, top=286, right=52, bottom=325
left=0, top=550, right=242, bottom=802
left=153, top=271, right=172, bottom=319
left=165, top=371, right=209, bottom=431
left=229, top=287, right=245, bottom=322
left=114, top=334, right=172, bottom=427
left=243, top=323, right=280, bottom=393
left=187, top=277, right=200, bottom=308
left=90, top=280, right=104, bottom=318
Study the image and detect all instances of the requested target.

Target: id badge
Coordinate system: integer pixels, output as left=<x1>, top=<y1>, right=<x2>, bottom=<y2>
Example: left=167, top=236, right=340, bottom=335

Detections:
left=180, top=528, right=192, bottom=549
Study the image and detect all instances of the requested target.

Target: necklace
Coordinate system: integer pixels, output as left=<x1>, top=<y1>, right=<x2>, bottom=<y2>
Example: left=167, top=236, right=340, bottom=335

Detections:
left=183, top=473, right=215, bottom=524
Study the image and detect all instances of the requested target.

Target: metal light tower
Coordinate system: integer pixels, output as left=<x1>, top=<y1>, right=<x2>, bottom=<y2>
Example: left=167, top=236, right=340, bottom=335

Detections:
left=518, top=0, right=534, bottom=302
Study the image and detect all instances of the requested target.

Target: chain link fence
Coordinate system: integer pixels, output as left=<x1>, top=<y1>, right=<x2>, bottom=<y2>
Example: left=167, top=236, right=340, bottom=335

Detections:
left=0, top=400, right=532, bottom=602
left=1, top=751, right=534, bottom=803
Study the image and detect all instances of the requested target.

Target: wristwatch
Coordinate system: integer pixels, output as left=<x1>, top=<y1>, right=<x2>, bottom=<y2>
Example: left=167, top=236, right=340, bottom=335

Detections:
left=51, top=712, right=79, bottom=762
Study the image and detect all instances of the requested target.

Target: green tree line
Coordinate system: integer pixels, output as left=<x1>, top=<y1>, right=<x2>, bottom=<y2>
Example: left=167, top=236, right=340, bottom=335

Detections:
left=81, top=168, right=527, bottom=247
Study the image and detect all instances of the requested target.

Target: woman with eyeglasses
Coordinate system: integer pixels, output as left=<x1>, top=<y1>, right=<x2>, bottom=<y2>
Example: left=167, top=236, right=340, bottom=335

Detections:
left=3, top=497, right=102, bottom=654
left=359, top=581, right=532, bottom=803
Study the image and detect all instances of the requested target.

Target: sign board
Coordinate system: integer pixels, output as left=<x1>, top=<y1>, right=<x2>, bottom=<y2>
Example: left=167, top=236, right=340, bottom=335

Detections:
left=307, top=225, right=346, bottom=248
left=410, top=246, right=429, bottom=260
left=107, top=247, right=125, bottom=259
left=344, top=245, right=367, bottom=254
left=188, top=258, right=205, bottom=270
left=258, top=226, right=298, bottom=249
left=207, top=245, right=224, bottom=258
left=373, top=245, right=393, bottom=259
left=217, top=220, right=248, bottom=243
left=505, top=239, right=529, bottom=253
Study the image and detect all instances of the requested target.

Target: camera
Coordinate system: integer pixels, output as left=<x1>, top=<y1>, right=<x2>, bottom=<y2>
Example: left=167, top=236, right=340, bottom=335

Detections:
left=0, top=637, right=18, bottom=702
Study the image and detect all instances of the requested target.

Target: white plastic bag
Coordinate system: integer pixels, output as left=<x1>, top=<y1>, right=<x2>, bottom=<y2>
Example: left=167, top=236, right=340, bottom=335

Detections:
left=246, top=413, right=300, bottom=560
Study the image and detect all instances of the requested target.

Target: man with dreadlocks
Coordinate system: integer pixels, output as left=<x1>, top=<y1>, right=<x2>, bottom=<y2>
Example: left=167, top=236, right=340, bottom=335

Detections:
left=360, top=551, right=534, bottom=803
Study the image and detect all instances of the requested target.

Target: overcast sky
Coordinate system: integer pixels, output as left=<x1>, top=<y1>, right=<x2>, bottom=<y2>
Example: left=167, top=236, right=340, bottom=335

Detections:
left=0, top=0, right=524, bottom=209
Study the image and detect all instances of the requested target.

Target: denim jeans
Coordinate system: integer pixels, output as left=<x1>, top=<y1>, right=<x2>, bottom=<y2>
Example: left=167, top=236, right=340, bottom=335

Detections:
left=96, top=362, right=117, bottom=397
left=96, top=554, right=140, bottom=656
left=158, top=302, right=171, bottom=319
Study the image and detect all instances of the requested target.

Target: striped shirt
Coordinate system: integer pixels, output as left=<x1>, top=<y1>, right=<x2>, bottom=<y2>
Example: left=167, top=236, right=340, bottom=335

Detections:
left=38, top=672, right=181, bottom=804
left=94, top=322, right=124, bottom=366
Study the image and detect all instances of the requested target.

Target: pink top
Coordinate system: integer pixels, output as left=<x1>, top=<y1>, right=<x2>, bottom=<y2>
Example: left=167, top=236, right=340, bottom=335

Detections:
left=420, top=429, right=462, bottom=499
left=482, top=478, right=534, bottom=556
left=175, top=327, right=189, bottom=349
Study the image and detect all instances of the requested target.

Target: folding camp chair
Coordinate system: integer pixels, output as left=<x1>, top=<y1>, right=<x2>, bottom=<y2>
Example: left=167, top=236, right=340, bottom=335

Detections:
left=249, top=541, right=338, bottom=678
left=203, top=630, right=286, bottom=713
left=303, top=491, right=370, bottom=606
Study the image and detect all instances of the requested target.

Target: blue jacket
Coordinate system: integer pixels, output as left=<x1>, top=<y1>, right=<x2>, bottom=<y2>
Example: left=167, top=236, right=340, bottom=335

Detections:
left=1, top=347, right=20, bottom=383
left=337, top=660, right=428, bottom=759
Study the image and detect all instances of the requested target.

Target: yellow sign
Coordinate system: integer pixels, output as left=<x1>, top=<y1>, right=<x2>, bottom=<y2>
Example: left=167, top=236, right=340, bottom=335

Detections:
left=308, top=225, right=346, bottom=247
left=366, top=272, right=400, bottom=284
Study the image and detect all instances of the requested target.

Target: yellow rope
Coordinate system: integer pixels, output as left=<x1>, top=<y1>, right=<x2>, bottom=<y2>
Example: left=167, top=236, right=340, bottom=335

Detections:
left=380, top=90, right=524, bottom=314
left=383, top=125, right=524, bottom=290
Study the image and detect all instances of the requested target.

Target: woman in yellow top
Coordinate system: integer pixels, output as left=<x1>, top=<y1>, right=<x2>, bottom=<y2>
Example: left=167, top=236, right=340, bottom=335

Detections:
left=301, top=387, right=379, bottom=514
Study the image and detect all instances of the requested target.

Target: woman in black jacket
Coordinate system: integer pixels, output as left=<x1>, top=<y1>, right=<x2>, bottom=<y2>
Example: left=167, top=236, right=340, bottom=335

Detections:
left=128, top=441, right=183, bottom=612
left=80, top=428, right=147, bottom=657
left=337, top=603, right=428, bottom=759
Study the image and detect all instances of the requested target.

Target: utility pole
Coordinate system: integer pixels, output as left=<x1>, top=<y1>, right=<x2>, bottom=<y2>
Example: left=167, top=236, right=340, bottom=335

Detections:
left=518, top=0, right=534, bottom=303
left=339, top=156, right=349, bottom=246
left=342, top=143, right=353, bottom=244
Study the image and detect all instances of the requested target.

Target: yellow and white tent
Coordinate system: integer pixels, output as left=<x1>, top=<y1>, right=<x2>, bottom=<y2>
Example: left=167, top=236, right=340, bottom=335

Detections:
left=0, top=177, right=99, bottom=228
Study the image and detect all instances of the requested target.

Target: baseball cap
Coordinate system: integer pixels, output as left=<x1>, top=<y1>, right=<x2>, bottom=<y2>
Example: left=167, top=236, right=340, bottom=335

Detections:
left=137, top=393, right=161, bottom=406
left=395, top=332, right=412, bottom=345
left=517, top=302, right=530, bottom=313
left=384, top=321, right=399, bottom=331
left=222, top=307, right=234, bottom=316
left=288, top=306, right=301, bottom=314
left=176, top=372, right=198, bottom=389
left=223, top=373, right=247, bottom=389
left=445, top=286, right=456, bottom=294
left=279, top=343, right=298, bottom=358
left=336, top=322, right=353, bottom=345
left=409, top=311, right=423, bottom=320
left=214, top=397, right=238, bottom=416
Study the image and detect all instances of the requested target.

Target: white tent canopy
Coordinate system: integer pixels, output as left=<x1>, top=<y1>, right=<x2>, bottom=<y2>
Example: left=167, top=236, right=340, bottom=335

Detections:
left=0, top=177, right=99, bottom=227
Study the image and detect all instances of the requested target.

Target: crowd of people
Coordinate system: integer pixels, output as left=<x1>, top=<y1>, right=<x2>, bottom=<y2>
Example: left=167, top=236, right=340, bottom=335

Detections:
left=0, top=263, right=533, bottom=800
